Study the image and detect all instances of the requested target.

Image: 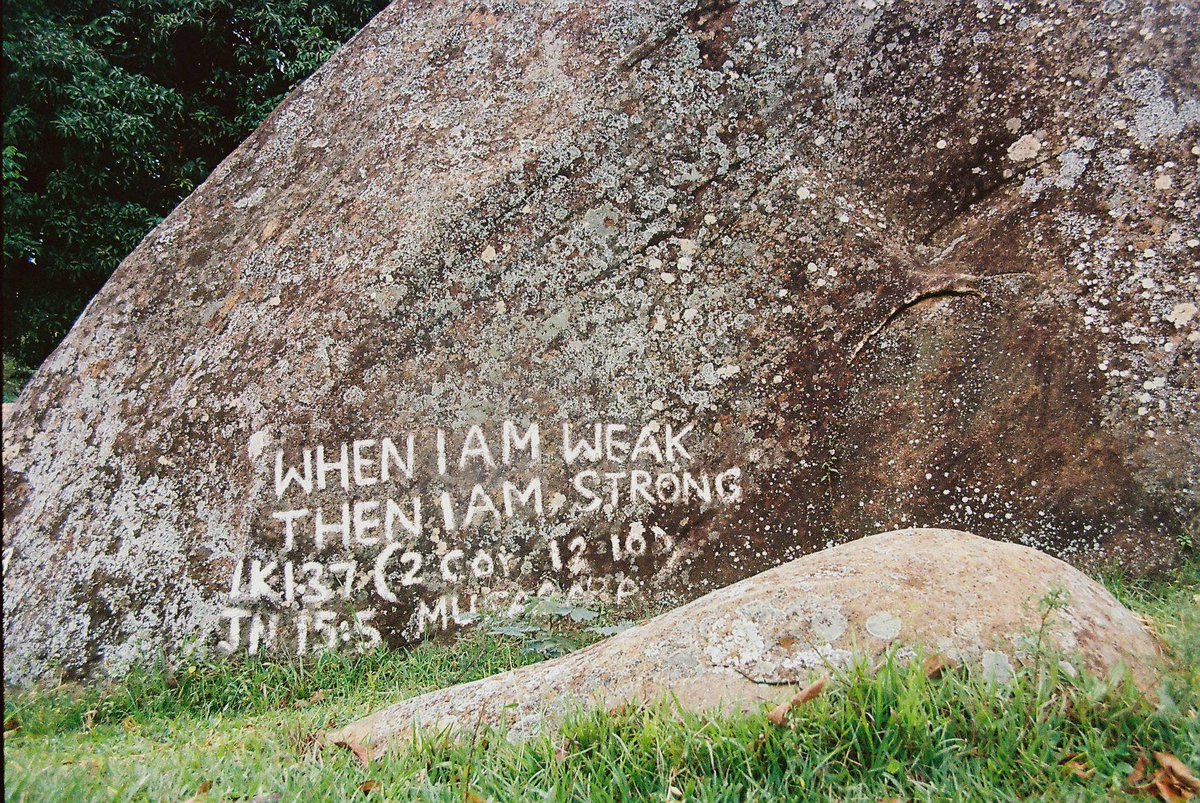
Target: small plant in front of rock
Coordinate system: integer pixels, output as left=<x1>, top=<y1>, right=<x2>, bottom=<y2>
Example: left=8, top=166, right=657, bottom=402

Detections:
left=480, top=596, right=634, bottom=658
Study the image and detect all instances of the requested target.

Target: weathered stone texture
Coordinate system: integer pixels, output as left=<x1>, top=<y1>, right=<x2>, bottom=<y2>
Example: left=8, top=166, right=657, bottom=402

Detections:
left=329, top=529, right=1165, bottom=747
left=3, top=0, right=1198, bottom=683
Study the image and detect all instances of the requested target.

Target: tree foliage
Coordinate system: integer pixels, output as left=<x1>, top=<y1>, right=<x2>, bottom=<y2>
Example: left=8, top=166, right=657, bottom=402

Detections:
left=2, top=0, right=388, bottom=397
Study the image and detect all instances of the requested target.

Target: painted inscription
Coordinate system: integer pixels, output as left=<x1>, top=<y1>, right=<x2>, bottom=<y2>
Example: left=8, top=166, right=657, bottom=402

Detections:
left=218, top=420, right=741, bottom=655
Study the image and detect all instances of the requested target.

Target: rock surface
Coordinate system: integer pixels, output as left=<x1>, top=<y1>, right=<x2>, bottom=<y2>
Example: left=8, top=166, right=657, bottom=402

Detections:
left=329, top=528, right=1165, bottom=747
left=4, top=0, right=1198, bottom=683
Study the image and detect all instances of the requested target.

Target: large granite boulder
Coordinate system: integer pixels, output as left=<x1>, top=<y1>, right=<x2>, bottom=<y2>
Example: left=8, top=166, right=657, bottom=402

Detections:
left=3, top=0, right=1197, bottom=683
left=328, top=528, right=1166, bottom=747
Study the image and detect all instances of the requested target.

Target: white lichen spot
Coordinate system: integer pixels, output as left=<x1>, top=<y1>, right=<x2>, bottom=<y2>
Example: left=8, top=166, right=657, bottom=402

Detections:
left=1055, top=150, right=1089, bottom=189
left=233, top=187, right=267, bottom=209
left=1166, top=302, right=1197, bottom=327
left=705, top=618, right=767, bottom=668
left=247, top=429, right=269, bottom=460
left=715, top=364, right=740, bottom=379
left=1007, top=134, right=1042, bottom=162
left=981, top=650, right=1015, bottom=684
left=796, top=186, right=812, bottom=201
left=779, top=645, right=854, bottom=672
left=865, top=611, right=901, bottom=641
left=480, top=245, right=498, bottom=262
left=810, top=608, right=848, bottom=642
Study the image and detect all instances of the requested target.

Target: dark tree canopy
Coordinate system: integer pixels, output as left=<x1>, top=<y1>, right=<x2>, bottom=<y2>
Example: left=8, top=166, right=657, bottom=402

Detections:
left=2, top=0, right=388, bottom=398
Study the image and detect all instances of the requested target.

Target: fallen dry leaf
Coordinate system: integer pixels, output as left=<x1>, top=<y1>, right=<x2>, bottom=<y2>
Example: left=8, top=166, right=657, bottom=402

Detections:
left=767, top=677, right=828, bottom=727
left=608, top=703, right=637, bottom=719
left=1130, top=754, right=1149, bottom=788
left=1155, top=753, right=1200, bottom=795
left=179, top=780, right=213, bottom=803
left=334, top=737, right=373, bottom=769
left=666, top=767, right=684, bottom=802
left=357, top=779, right=380, bottom=795
left=1127, top=752, right=1200, bottom=801
left=766, top=701, right=790, bottom=727
left=1064, top=759, right=1094, bottom=780
left=1151, top=771, right=1191, bottom=802
left=795, top=676, right=828, bottom=704
left=923, top=654, right=953, bottom=680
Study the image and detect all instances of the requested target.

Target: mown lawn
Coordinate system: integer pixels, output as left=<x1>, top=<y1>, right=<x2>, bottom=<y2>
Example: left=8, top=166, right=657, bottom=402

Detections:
left=4, top=560, right=1198, bottom=802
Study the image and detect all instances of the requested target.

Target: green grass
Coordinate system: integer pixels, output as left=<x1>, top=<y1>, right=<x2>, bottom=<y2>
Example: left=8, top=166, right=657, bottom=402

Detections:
left=5, top=561, right=1198, bottom=802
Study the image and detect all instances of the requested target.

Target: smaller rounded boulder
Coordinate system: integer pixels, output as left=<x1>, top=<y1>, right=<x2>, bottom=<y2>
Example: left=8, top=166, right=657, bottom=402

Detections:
left=329, top=528, right=1165, bottom=749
